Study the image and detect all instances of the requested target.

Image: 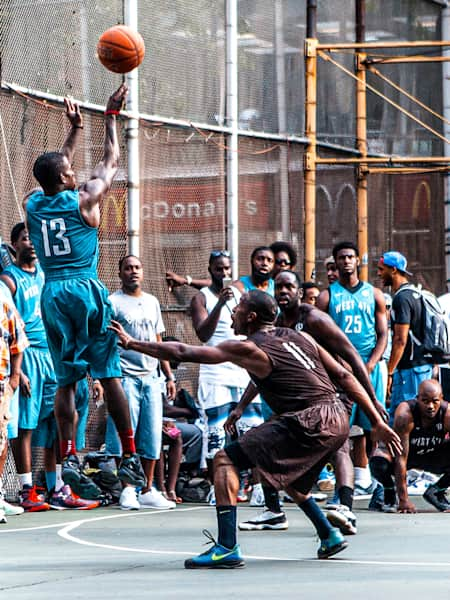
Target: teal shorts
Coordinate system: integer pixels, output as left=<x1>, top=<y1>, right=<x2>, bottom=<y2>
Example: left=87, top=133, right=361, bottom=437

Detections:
left=32, top=378, right=90, bottom=450
left=41, top=278, right=122, bottom=386
left=18, top=346, right=57, bottom=430
left=350, top=360, right=385, bottom=431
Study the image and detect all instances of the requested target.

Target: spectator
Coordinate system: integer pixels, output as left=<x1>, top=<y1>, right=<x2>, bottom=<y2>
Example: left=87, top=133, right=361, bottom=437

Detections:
left=105, top=255, right=176, bottom=510
left=324, top=256, right=338, bottom=285
left=269, top=241, right=297, bottom=277
left=301, top=281, right=320, bottom=306
left=190, top=250, right=264, bottom=504
left=0, top=293, right=28, bottom=522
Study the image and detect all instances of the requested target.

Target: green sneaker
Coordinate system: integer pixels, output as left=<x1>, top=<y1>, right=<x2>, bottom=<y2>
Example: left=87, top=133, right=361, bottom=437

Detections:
left=317, top=527, right=348, bottom=559
left=185, top=530, right=245, bottom=569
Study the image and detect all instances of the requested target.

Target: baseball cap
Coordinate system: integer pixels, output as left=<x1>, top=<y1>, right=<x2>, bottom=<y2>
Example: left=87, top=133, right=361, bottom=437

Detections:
left=324, top=255, right=335, bottom=268
left=379, top=251, right=412, bottom=276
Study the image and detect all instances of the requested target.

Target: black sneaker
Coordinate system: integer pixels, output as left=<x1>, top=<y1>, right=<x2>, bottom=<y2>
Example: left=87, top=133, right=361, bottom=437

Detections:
left=118, top=453, right=146, bottom=487
left=238, top=509, right=289, bottom=531
left=423, top=484, right=450, bottom=512
left=62, top=455, right=102, bottom=500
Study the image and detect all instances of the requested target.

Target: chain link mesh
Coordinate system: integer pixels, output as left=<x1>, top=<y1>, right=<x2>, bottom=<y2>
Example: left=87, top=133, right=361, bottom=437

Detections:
left=0, top=1, right=447, bottom=500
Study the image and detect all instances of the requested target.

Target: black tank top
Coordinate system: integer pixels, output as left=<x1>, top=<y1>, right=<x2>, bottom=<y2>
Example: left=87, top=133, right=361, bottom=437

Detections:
left=248, top=327, right=337, bottom=415
left=408, top=398, right=448, bottom=459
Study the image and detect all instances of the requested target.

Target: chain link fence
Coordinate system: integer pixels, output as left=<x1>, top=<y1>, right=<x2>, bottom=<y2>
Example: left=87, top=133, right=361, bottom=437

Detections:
left=0, top=0, right=447, bottom=499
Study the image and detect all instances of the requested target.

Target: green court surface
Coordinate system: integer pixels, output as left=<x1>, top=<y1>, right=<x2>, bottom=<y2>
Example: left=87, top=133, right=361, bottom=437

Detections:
left=1, top=498, right=449, bottom=600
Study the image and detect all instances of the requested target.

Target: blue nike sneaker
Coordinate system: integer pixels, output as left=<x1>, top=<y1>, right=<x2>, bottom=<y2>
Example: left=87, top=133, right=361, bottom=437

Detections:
left=317, top=527, right=348, bottom=559
left=184, top=530, right=245, bottom=569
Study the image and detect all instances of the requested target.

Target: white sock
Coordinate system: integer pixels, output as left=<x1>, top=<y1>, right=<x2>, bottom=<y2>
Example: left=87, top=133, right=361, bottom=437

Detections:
left=354, top=466, right=372, bottom=488
left=55, top=464, right=64, bottom=492
left=18, top=473, right=33, bottom=488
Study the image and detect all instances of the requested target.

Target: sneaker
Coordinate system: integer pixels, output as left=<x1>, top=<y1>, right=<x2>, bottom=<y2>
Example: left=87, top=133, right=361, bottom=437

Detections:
left=408, top=475, right=432, bottom=496
left=207, top=485, right=216, bottom=506
left=423, top=484, right=450, bottom=512
left=0, top=497, right=24, bottom=516
left=238, top=509, right=289, bottom=531
left=119, top=486, right=140, bottom=511
left=19, top=485, right=51, bottom=512
left=62, top=455, right=102, bottom=499
left=0, top=508, right=6, bottom=524
left=317, top=465, right=336, bottom=492
left=381, top=503, right=398, bottom=513
left=249, top=483, right=265, bottom=506
left=185, top=529, right=245, bottom=569
left=325, top=504, right=357, bottom=535
left=354, top=479, right=378, bottom=499
left=49, top=485, right=100, bottom=510
left=317, top=527, right=348, bottom=559
left=237, top=486, right=248, bottom=502
left=118, top=454, right=146, bottom=488
left=368, top=481, right=385, bottom=511
left=138, top=487, right=176, bottom=509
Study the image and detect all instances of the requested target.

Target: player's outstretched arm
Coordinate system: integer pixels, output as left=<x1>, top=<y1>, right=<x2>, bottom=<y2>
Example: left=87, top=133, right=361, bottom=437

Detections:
left=393, top=404, right=416, bottom=513
left=317, top=342, right=402, bottom=455
left=61, top=98, right=83, bottom=162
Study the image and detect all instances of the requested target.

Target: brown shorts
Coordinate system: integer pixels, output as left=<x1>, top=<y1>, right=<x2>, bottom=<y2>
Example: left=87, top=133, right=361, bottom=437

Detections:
left=225, top=400, right=349, bottom=494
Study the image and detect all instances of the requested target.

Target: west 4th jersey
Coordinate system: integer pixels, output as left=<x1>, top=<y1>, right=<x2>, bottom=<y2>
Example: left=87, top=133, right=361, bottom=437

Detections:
left=328, top=280, right=377, bottom=361
left=2, top=263, right=47, bottom=348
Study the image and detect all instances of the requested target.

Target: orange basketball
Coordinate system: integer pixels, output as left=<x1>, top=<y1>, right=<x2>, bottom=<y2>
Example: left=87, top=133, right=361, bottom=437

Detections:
left=97, top=25, right=145, bottom=74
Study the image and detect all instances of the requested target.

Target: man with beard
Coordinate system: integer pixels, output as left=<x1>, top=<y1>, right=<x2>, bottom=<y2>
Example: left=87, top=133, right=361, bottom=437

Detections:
left=105, top=255, right=177, bottom=510
left=233, top=246, right=275, bottom=296
left=370, top=379, right=450, bottom=513
left=109, top=290, right=402, bottom=568
left=190, top=251, right=263, bottom=505
left=235, top=270, right=384, bottom=534
left=317, top=242, right=388, bottom=497
left=376, top=251, right=433, bottom=422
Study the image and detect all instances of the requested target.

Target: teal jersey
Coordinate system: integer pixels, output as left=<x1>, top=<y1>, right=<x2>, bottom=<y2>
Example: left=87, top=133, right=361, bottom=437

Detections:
left=3, top=263, right=47, bottom=348
left=328, top=280, right=377, bottom=360
left=26, top=190, right=99, bottom=281
left=239, top=275, right=275, bottom=297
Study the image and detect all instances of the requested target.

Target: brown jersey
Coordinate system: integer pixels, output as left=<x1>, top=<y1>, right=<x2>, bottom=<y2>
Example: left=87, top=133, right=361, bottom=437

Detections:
left=248, top=327, right=337, bottom=415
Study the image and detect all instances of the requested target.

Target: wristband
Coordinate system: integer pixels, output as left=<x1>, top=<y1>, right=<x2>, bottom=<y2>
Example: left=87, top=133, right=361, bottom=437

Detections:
left=105, top=109, right=120, bottom=116
left=185, top=275, right=193, bottom=286
left=166, top=374, right=176, bottom=383
left=73, top=125, right=84, bottom=129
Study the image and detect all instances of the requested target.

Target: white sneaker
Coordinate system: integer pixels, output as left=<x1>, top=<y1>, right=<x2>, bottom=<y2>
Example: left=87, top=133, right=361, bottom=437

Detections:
left=325, top=504, right=357, bottom=535
left=138, top=488, right=176, bottom=509
left=207, top=485, right=216, bottom=506
left=119, top=486, right=140, bottom=511
left=0, top=508, right=7, bottom=524
left=250, top=483, right=265, bottom=506
left=0, top=497, right=24, bottom=516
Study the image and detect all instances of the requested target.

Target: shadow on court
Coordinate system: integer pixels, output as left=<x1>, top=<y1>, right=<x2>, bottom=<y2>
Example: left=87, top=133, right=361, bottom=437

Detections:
left=1, top=497, right=450, bottom=600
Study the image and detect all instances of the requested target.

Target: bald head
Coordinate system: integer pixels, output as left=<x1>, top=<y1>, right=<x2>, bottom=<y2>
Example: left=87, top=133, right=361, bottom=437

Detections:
left=417, top=379, right=443, bottom=419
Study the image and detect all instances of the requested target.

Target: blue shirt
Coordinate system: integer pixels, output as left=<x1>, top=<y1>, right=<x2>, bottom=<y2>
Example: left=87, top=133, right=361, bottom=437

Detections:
left=239, top=275, right=275, bottom=297
left=26, top=189, right=99, bottom=281
left=3, top=263, right=47, bottom=348
left=328, top=280, right=377, bottom=361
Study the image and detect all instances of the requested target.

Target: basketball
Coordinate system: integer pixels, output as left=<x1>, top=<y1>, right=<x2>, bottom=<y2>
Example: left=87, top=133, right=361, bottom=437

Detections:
left=97, top=25, right=145, bottom=74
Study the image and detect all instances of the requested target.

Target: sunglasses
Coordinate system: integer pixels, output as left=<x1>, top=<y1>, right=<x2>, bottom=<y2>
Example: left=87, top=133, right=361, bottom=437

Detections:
left=210, top=250, right=230, bottom=259
left=275, top=258, right=291, bottom=266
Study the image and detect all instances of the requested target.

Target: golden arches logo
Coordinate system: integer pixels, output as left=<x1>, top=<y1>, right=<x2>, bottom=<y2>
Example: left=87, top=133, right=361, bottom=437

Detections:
left=102, top=192, right=125, bottom=228
left=412, top=180, right=431, bottom=223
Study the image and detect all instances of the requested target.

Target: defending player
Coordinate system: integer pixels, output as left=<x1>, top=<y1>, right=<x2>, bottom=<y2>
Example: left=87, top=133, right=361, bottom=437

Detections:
left=24, top=84, right=145, bottom=496
left=110, top=290, right=402, bottom=568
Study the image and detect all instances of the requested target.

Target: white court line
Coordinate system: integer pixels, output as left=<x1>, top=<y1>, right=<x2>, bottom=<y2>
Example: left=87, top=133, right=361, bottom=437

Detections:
left=55, top=508, right=450, bottom=567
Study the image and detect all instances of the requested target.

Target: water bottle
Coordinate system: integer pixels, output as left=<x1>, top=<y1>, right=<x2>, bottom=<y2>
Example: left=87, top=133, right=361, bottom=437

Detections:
left=0, top=237, right=13, bottom=272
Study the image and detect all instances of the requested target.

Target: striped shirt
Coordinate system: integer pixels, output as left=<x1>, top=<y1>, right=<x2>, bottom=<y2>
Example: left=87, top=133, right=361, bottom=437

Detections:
left=0, top=298, right=28, bottom=380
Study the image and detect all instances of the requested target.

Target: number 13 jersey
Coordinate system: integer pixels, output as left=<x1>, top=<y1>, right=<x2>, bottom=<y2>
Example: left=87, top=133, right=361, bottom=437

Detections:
left=26, top=189, right=99, bottom=281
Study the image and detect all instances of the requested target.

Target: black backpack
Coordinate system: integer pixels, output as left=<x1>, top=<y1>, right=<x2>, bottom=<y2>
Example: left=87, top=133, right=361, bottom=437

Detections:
left=396, top=285, right=450, bottom=364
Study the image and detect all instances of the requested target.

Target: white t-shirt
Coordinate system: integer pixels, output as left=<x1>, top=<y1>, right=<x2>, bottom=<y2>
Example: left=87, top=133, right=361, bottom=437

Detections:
left=109, top=289, right=165, bottom=376
left=198, top=286, right=250, bottom=388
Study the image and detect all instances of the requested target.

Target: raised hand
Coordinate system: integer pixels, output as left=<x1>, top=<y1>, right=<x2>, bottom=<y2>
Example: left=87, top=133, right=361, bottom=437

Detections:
left=64, top=98, right=83, bottom=129
left=106, top=83, right=128, bottom=114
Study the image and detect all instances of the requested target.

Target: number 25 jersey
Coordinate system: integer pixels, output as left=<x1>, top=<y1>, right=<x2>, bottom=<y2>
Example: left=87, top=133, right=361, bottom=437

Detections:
left=26, top=189, right=99, bottom=281
left=328, top=280, right=377, bottom=361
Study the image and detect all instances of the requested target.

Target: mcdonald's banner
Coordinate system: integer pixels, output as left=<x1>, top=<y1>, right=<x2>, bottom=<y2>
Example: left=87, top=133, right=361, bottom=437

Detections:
left=142, top=176, right=270, bottom=233
left=394, top=175, right=431, bottom=229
